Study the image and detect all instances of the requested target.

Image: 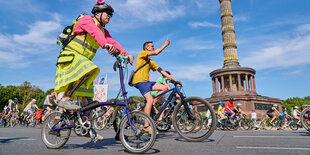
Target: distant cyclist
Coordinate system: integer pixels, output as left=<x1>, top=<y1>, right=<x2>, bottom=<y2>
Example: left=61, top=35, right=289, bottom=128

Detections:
left=23, top=99, right=39, bottom=121
left=279, top=108, right=291, bottom=129
left=266, top=104, right=280, bottom=123
left=42, top=91, right=58, bottom=121
left=292, top=106, right=301, bottom=125
left=7, top=98, right=19, bottom=117
left=234, top=103, right=247, bottom=116
left=217, top=101, right=226, bottom=122
left=225, top=97, right=237, bottom=118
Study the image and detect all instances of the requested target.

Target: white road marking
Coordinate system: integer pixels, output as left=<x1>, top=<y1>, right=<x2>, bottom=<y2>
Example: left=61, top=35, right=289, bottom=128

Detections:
left=0, top=137, right=36, bottom=141
left=233, top=135, right=310, bottom=139
left=237, top=146, right=310, bottom=151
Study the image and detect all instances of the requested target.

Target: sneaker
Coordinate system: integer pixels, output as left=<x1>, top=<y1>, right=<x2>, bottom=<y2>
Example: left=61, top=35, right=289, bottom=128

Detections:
left=58, top=99, right=81, bottom=110
left=142, top=126, right=158, bottom=135
left=93, top=135, right=104, bottom=143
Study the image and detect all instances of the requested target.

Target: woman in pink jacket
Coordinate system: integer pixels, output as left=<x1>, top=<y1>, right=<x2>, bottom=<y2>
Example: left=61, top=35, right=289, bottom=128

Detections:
left=55, top=0, right=133, bottom=142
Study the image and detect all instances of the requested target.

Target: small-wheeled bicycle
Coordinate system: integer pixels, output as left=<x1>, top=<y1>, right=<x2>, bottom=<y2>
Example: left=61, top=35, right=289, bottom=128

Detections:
left=41, top=51, right=156, bottom=153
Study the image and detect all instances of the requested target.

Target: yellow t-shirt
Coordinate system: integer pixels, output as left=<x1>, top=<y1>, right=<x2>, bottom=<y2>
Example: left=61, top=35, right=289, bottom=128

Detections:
left=132, top=50, right=159, bottom=84
left=218, top=105, right=223, bottom=115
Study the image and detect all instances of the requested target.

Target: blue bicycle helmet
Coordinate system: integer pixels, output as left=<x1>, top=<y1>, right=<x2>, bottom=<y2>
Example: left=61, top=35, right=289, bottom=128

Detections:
left=219, top=101, right=223, bottom=105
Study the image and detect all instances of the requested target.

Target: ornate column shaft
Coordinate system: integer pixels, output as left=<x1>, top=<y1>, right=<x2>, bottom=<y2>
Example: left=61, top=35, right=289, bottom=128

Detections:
left=250, top=75, right=254, bottom=92
left=215, top=77, right=219, bottom=93
left=221, top=75, right=224, bottom=92
left=253, top=76, right=256, bottom=92
left=219, top=0, right=240, bottom=68
left=229, top=74, right=233, bottom=91
left=212, top=78, right=216, bottom=93
left=245, top=74, right=249, bottom=91
left=237, top=74, right=242, bottom=91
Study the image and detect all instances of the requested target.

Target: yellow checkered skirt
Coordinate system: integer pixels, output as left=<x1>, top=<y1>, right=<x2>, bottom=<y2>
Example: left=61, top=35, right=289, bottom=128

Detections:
left=54, top=50, right=100, bottom=98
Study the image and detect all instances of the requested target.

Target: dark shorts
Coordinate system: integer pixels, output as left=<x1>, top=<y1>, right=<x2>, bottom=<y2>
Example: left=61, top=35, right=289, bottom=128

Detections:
left=134, top=82, right=156, bottom=96
left=267, top=113, right=274, bottom=118
left=226, top=111, right=233, bottom=116
left=43, top=105, right=52, bottom=110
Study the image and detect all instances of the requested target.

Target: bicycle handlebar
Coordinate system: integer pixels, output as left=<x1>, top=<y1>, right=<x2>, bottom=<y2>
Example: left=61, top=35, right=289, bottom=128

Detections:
left=105, top=46, right=120, bottom=57
left=168, top=80, right=182, bottom=86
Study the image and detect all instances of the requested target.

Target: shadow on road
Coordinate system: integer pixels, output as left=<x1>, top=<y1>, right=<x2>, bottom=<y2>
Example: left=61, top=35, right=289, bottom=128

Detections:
left=294, top=131, right=310, bottom=136
left=0, top=137, right=30, bottom=144
left=62, top=137, right=120, bottom=150
left=174, top=138, right=215, bottom=143
left=123, top=148, right=160, bottom=154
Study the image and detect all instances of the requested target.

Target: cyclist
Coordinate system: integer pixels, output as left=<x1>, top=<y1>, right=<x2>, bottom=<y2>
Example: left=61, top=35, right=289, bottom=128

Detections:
left=7, top=98, right=19, bottom=118
left=55, top=0, right=133, bottom=143
left=233, top=103, right=247, bottom=126
left=217, top=101, right=226, bottom=123
left=225, top=97, right=237, bottom=118
left=150, top=71, right=174, bottom=124
left=23, top=99, right=39, bottom=121
left=251, top=110, right=258, bottom=129
left=266, top=104, right=280, bottom=123
left=292, top=106, right=301, bottom=125
left=132, top=40, right=179, bottom=133
left=42, top=91, right=58, bottom=121
left=279, top=108, right=291, bottom=129
left=2, top=100, right=11, bottom=119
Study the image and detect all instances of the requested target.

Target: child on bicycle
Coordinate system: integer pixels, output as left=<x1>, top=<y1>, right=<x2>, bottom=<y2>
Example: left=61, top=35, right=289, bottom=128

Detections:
left=279, top=108, right=291, bottom=129
left=292, top=106, right=301, bottom=125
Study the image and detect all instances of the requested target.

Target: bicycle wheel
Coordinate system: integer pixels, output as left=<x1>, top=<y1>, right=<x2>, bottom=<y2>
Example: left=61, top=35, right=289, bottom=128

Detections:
left=172, top=96, right=216, bottom=142
left=41, top=111, right=71, bottom=149
left=119, top=111, right=156, bottom=154
left=241, top=119, right=251, bottom=130
left=263, top=120, right=273, bottom=130
left=93, top=116, right=105, bottom=130
left=10, top=118, right=16, bottom=127
left=289, top=122, right=299, bottom=131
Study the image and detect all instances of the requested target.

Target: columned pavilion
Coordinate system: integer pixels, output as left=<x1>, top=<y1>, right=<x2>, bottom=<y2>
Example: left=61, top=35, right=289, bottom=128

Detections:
left=205, top=0, right=282, bottom=117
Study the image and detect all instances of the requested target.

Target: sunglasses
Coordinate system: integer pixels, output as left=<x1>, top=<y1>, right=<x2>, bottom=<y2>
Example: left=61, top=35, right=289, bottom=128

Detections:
left=105, top=11, right=113, bottom=17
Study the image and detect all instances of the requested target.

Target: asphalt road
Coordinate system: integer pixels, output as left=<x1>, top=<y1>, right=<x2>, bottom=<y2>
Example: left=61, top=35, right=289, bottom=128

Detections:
left=1, top=126, right=310, bottom=155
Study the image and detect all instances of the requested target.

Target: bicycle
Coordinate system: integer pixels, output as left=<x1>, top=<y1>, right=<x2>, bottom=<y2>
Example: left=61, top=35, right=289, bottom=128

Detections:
left=41, top=51, right=156, bottom=153
left=135, top=80, right=216, bottom=142
left=261, top=117, right=284, bottom=130
left=9, top=110, right=19, bottom=127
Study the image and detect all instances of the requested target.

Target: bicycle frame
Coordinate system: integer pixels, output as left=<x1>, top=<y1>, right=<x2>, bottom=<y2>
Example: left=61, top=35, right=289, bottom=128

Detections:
left=52, top=55, right=137, bottom=132
left=152, top=83, right=195, bottom=121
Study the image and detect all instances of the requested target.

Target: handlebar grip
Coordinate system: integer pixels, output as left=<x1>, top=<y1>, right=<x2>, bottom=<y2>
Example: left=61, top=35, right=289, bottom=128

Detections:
left=105, top=46, right=120, bottom=57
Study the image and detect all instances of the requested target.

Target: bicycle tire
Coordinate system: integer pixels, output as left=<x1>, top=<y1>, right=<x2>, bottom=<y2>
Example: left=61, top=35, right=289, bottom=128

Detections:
left=172, top=96, right=216, bottom=142
left=300, top=108, right=310, bottom=130
left=41, top=111, right=71, bottom=149
left=119, top=111, right=156, bottom=153
left=241, top=119, right=251, bottom=130
left=93, top=116, right=105, bottom=130
left=263, top=120, right=273, bottom=130
left=10, top=118, right=16, bottom=127
left=289, top=122, right=298, bottom=131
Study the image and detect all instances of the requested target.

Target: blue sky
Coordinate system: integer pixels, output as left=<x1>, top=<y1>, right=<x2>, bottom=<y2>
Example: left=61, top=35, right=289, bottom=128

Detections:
left=0, top=0, right=309, bottom=100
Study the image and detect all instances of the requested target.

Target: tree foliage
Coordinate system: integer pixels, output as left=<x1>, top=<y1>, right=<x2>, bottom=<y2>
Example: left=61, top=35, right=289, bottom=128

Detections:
left=282, top=96, right=310, bottom=115
left=0, top=81, right=49, bottom=114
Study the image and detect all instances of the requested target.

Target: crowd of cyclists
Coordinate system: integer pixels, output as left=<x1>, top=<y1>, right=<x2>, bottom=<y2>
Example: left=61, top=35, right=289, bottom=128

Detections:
left=0, top=0, right=308, bottom=153
left=215, top=97, right=305, bottom=131
left=1, top=94, right=306, bottom=132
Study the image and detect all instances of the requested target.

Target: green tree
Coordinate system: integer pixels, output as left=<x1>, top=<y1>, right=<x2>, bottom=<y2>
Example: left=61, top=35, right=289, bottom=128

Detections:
left=282, top=96, right=310, bottom=115
left=0, top=85, right=19, bottom=111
